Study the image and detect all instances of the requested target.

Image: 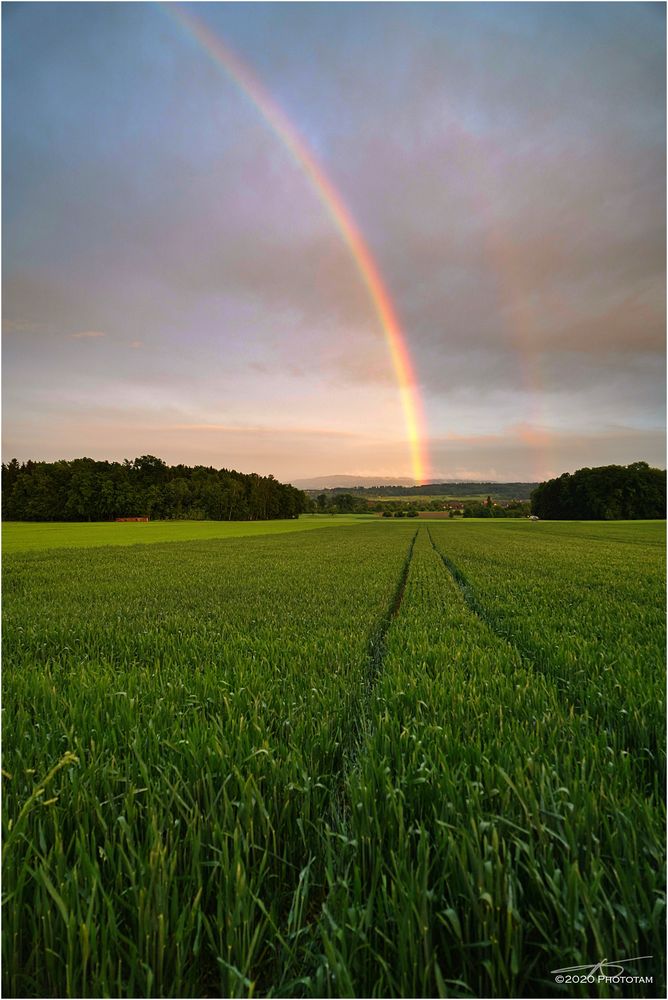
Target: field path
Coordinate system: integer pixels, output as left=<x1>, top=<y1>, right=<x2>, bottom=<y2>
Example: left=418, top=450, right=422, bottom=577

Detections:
left=427, top=522, right=665, bottom=774
left=355, top=528, right=418, bottom=742
left=302, top=525, right=664, bottom=998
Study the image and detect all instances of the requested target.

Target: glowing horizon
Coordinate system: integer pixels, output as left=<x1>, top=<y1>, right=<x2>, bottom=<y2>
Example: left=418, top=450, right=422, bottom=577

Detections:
left=164, top=3, right=430, bottom=484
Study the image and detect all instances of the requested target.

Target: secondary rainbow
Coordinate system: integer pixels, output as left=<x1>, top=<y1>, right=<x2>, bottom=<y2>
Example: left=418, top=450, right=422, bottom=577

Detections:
left=164, top=4, right=430, bottom=484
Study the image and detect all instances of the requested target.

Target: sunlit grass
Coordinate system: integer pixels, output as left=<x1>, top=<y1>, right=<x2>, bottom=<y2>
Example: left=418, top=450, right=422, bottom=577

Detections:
left=2, top=514, right=375, bottom=553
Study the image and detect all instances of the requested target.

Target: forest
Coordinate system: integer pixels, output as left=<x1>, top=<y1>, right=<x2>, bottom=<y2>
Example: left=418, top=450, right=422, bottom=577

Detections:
left=1, top=455, right=308, bottom=522
left=530, top=462, right=665, bottom=520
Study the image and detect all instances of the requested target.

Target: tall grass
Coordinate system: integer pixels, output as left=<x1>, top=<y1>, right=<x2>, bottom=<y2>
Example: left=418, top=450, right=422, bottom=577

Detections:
left=3, top=520, right=664, bottom=997
left=306, top=528, right=664, bottom=997
left=429, top=519, right=665, bottom=774
left=2, top=526, right=414, bottom=996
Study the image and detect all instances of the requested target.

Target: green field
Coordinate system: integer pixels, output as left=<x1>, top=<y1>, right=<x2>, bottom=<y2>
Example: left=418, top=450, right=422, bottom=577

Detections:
left=1, top=515, right=376, bottom=553
left=2, top=520, right=665, bottom=997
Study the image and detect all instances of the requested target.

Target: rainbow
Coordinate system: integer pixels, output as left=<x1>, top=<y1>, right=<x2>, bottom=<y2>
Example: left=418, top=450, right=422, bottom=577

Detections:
left=163, top=4, right=430, bottom=484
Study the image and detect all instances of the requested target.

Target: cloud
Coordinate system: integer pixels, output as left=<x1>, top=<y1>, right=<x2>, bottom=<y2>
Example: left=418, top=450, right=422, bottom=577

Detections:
left=2, top=3, right=664, bottom=479
left=428, top=425, right=666, bottom=482
left=166, top=422, right=360, bottom=439
left=2, top=318, right=45, bottom=335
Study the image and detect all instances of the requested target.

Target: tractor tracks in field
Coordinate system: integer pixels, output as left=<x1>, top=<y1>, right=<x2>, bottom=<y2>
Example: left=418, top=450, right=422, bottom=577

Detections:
left=426, top=528, right=662, bottom=776
left=425, top=526, right=540, bottom=671
left=426, top=527, right=492, bottom=624
left=305, top=527, right=418, bottom=951
left=366, top=528, right=418, bottom=686
left=343, top=528, right=418, bottom=769
left=249, top=525, right=417, bottom=996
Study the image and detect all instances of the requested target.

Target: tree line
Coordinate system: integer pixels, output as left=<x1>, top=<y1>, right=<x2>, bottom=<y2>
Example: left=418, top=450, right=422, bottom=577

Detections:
left=462, top=498, right=530, bottom=518
left=1, top=455, right=309, bottom=522
left=312, top=492, right=530, bottom=517
left=326, top=481, right=537, bottom=499
left=530, top=462, right=665, bottom=520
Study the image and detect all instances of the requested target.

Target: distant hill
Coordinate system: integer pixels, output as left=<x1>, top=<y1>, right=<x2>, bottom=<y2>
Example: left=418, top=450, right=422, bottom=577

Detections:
left=295, top=478, right=539, bottom=500
left=292, top=475, right=418, bottom=489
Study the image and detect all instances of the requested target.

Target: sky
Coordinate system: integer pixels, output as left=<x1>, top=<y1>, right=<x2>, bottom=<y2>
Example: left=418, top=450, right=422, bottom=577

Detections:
left=2, top=1, right=665, bottom=483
